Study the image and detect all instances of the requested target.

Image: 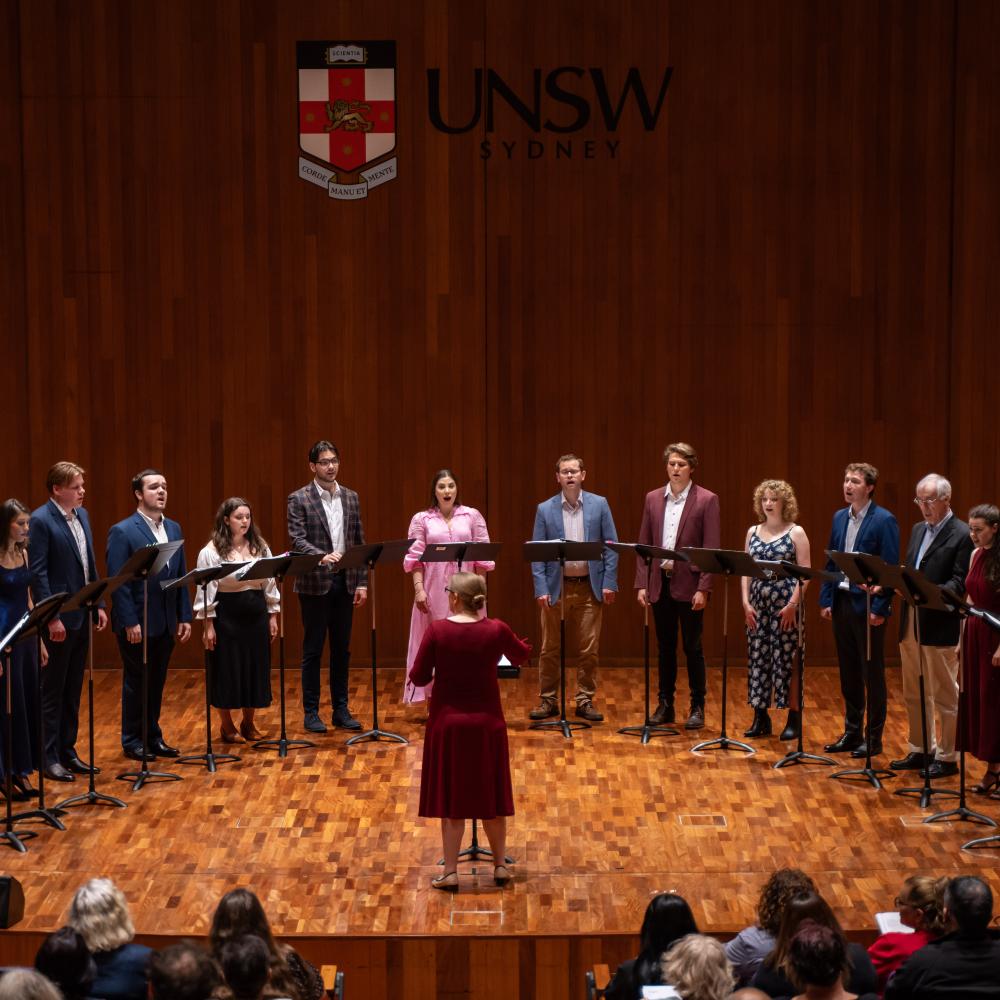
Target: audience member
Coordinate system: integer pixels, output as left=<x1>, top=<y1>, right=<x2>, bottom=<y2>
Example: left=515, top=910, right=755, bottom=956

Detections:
left=67, top=877, right=152, bottom=1000
left=34, top=925, right=97, bottom=999
left=660, top=934, right=735, bottom=1000
left=727, top=869, right=818, bottom=986
left=605, top=893, right=699, bottom=999
left=867, top=876, right=948, bottom=994
left=0, top=968, right=63, bottom=1000
left=149, top=942, right=223, bottom=1000
left=220, top=935, right=276, bottom=1000
left=884, top=876, right=1000, bottom=999
left=783, top=919, right=880, bottom=1000
left=728, top=991, right=772, bottom=1000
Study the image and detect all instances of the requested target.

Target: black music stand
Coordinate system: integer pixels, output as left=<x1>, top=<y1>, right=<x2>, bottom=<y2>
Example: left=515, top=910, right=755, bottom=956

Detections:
left=239, top=552, right=324, bottom=757
left=1, top=592, right=67, bottom=851
left=607, top=542, right=684, bottom=744
left=773, top=562, right=839, bottom=770
left=56, top=577, right=128, bottom=812
left=872, top=561, right=961, bottom=807
left=524, top=539, right=606, bottom=739
left=825, top=551, right=895, bottom=790
left=164, top=563, right=249, bottom=773
left=340, top=539, right=414, bottom=747
left=114, top=540, right=185, bottom=792
left=680, top=548, right=757, bottom=755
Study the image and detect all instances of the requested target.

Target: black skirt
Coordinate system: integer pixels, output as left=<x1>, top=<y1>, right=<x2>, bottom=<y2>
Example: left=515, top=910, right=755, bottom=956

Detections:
left=209, top=590, right=272, bottom=709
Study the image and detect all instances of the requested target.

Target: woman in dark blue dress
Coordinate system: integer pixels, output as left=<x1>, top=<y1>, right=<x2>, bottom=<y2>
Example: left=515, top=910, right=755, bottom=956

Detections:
left=0, top=498, right=41, bottom=800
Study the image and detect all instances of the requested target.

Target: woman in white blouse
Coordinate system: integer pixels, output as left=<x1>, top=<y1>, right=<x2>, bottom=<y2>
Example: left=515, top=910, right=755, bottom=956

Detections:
left=194, top=498, right=279, bottom=742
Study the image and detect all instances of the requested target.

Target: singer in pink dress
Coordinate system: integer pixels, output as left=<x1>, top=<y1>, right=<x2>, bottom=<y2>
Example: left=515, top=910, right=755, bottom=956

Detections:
left=403, top=470, right=494, bottom=703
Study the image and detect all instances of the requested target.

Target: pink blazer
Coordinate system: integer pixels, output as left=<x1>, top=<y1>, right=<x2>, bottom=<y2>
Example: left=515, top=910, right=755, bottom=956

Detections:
left=634, top=482, right=721, bottom=603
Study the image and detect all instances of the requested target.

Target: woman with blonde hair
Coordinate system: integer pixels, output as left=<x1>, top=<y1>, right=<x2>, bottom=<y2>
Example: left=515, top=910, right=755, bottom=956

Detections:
left=741, top=480, right=811, bottom=740
left=0, top=969, right=62, bottom=1000
left=66, top=877, right=151, bottom=1000
left=660, top=933, right=735, bottom=1000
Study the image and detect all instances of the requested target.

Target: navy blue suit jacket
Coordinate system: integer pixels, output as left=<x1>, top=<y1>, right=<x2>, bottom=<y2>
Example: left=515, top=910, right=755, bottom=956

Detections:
left=28, top=500, right=101, bottom=631
left=819, top=501, right=900, bottom=618
left=106, top=513, right=191, bottom=636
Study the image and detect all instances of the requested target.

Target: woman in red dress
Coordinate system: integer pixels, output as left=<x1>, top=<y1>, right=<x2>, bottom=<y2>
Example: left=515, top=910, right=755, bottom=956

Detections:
left=960, top=503, right=1000, bottom=795
left=409, top=572, right=530, bottom=891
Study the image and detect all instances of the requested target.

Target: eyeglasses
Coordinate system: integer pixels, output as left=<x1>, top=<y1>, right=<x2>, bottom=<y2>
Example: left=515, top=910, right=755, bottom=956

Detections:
left=913, top=497, right=943, bottom=507
left=314, top=458, right=339, bottom=467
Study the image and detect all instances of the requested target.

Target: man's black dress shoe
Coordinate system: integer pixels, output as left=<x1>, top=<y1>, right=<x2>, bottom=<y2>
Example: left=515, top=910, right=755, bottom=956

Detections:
left=921, top=760, right=959, bottom=779
left=889, top=751, right=929, bottom=771
left=65, top=755, right=100, bottom=775
left=824, top=733, right=862, bottom=753
left=684, top=705, right=705, bottom=730
left=850, top=741, right=882, bottom=758
left=151, top=740, right=181, bottom=757
left=123, top=746, right=156, bottom=762
left=44, top=763, right=75, bottom=782
left=332, top=709, right=362, bottom=731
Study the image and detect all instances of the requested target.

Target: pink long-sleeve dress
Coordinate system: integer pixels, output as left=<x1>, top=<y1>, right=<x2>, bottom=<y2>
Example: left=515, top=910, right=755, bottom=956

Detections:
left=403, top=505, right=494, bottom=703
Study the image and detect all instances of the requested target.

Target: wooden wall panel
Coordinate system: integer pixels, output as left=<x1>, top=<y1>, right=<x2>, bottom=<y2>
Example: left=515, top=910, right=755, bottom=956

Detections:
left=3, top=0, right=994, bottom=677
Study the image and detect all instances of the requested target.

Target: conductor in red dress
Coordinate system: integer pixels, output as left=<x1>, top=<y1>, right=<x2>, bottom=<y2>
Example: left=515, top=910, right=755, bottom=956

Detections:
left=409, top=572, right=531, bottom=892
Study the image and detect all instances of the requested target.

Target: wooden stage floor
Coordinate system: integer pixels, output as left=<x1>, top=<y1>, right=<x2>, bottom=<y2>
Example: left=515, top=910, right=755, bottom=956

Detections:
left=4, top=664, right=1000, bottom=945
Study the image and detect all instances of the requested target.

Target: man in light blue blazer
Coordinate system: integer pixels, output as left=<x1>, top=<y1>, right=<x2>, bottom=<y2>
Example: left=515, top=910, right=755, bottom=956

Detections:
left=530, top=453, right=618, bottom=722
left=29, top=461, right=108, bottom=781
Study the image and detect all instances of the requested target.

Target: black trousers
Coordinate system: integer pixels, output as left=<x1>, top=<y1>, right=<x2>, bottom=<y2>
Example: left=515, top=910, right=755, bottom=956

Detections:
left=118, top=631, right=175, bottom=750
left=41, top=623, right=88, bottom=766
left=831, top=590, right=887, bottom=741
left=652, top=573, right=707, bottom=706
left=299, top=574, right=354, bottom=716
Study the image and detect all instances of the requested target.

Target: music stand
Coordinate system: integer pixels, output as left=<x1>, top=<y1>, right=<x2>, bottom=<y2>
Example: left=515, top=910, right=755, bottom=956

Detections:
left=773, top=562, right=839, bottom=770
left=238, top=552, right=324, bottom=757
left=607, top=542, right=684, bottom=743
left=114, top=540, right=185, bottom=792
left=56, top=577, right=129, bottom=812
left=163, top=563, right=249, bottom=773
left=339, top=539, right=414, bottom=747
left=825, top=551, right=895, bottom=790
left=871, top=561, right=961, bottom=807
left=680, top=548, right=758, bottom=755
left=524, top=539, right=606, bottom=739
left=1, top=592, right=67, bottom=851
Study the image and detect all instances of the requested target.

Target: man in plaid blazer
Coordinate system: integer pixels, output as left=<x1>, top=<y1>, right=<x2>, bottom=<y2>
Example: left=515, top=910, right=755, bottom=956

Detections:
left=287, top=439, right=368, bottom=732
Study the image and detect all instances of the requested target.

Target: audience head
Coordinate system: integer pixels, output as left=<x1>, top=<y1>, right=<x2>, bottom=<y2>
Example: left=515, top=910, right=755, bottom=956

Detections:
left=756, top=868, right=817, bottom=936
left=727, top=990, right=771, bottom=1000
left=660, top=934, right=735, bottom=1000
left=220, top=934, right=271, bottom=1000
left=0, top=969, right=63, bottom=1000
left=786, top=919, right=848, bottom=990
left=430, top=469, right=460, bottom=508
left=211, top=496, right=268, bottom=557
left=634, top=892, right=699, bottom=984
left=767, top=891, right=846, bottom=974
left=944, top=875, right=994, bottom=936
left=447, top=571, right=487, bottom=614
left=0, top=498, right=31, bottom=553
left=894, top=875, right=949, bottom=935
left=67, top=877, right=136, bottom=953
left=752, top=480, right=799, bottom=523
left=149, top=941, right=222, bottom=1000
left=34, top=925, right=96, bottom=999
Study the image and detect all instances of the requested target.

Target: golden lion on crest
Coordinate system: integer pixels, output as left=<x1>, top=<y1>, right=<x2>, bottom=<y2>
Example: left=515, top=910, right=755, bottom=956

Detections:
left=324, top=99, right=374, bottom=133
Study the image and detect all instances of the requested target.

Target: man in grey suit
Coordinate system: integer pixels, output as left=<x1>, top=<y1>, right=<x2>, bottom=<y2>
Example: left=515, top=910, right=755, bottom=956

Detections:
left=287, top=439, right=367, bottom=733
left=530, top=453, right=618, bottom=722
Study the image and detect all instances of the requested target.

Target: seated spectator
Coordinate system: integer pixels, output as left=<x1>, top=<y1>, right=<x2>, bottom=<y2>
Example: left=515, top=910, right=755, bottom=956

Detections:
left=750, top=893, right=877, bottom=998
left=728, top=991, right=772, bottom=1000
left=0, top=968, right=63, bottom=1000
left=34, top=925, right=97, bottom=999
left=727, top=869, right=818, bottom=986
left=149, top=942, right=223, bottom=1000
left=780, top=919, right=880, bottom=1000
left=220, top=935, right=272, bottom=1000
left=66, top=877, right=152, bottom=1000
left=885, top=875, right=1000, bottom=999
left=867, top=876, right=948, bottom=994
left=661, top=934, right=736, bottom=1000
left=210, top=888, right=323, bottom=1000
left=605, top=893, right=699, bottom=999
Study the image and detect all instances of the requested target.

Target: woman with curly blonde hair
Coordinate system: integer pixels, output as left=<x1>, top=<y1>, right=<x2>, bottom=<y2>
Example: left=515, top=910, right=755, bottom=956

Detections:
left=660, top=934, right=735, bottom=1000
left=741, top=480, right=811, bottom=740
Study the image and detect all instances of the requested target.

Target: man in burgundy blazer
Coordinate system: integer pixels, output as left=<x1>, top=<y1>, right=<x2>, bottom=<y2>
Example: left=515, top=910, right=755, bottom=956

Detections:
left=635, top=442, right=721, bottom=729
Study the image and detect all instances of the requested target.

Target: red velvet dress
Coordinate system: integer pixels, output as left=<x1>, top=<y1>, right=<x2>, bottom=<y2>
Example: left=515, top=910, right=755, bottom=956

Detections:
left=410, top=618, right=530, bottom=819
left=959, top=550, right=1000, bottom=762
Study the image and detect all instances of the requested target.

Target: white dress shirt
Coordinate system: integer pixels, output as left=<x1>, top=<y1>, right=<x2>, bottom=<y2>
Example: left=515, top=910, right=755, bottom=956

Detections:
left=139, top=509, right=168, bottom=545
left=52, top=499, right=90, bottom=582
left=314, top=480, right=345, bottom=554
left=661, top=483, right=691, bottom=569
left=562, top=494, right=588, bottom=576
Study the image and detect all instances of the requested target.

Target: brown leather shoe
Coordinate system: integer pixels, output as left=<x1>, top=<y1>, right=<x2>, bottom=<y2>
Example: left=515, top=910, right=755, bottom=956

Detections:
left=575, top=701, right=604, bottom=722
left=649, top=700, right=675, bottom=725
left=684, top=705, right=705, bottom=729
left=529, top=700, right=558, bottom=720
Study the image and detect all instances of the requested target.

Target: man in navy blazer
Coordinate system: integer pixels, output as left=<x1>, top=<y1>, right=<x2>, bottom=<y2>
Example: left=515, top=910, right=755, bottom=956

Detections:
left=819, top=462, right=900, bottom=757
left=106, top=469, right=192, bottom=761
left=530, top=453, right=618, bottom=722
left=29, top=461, right=108, bottom=781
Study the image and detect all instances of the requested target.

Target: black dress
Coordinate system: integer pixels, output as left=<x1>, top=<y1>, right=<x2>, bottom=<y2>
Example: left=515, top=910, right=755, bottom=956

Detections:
left=0, top=558, right=39, bottom=778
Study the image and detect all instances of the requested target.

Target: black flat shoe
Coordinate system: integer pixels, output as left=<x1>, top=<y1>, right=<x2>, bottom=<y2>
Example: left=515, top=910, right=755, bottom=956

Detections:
left=779, top=710, right=801, bottom=741
left=824, top=733, right=862, bottom=754
left=65, top=756, right=100, bottom=775
left=11, top=775, right=38, bottom=799
left=744, top=708, right=772, bottom=738
left=44, top=763, right=75, bottom=782
left=151, top=740, right=181, bottom=757
left=850, top=741, right=882, bottom=758
left=123, top=746, right=156, bottom=762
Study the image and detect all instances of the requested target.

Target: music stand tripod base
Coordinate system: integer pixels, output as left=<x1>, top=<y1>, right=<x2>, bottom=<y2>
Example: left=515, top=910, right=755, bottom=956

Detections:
left=116, top=766, right=183, bottom=793
left=618, top=721, right=679, bottom=744
left=962, top=832, right=1000, bottom=851
left=0, top=828, right=37, bottom=853
left=253, top=734, right=315, bottom=758
left=773, top=748, right=835, bottom=769
left=691, top=734, right=755, bottom=755
left=894, top=781, right=959, bottom=809
left=531, top=716, right=590, bottom=740
left=58, top=785, right=127, bottom=811
left=829, top=762, right=895, bottom=790
left=346, top=727, right=408, bottom=746
left=177, top=748, right=241, bottom=773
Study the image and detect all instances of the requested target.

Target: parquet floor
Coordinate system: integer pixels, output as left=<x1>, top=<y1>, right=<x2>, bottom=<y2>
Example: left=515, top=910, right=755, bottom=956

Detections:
left=4, top=664, right=1000, bottom=939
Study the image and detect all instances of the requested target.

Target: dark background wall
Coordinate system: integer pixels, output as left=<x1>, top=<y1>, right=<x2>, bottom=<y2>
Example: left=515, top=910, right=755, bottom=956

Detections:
left=2, top=0, right=997, bottom=670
